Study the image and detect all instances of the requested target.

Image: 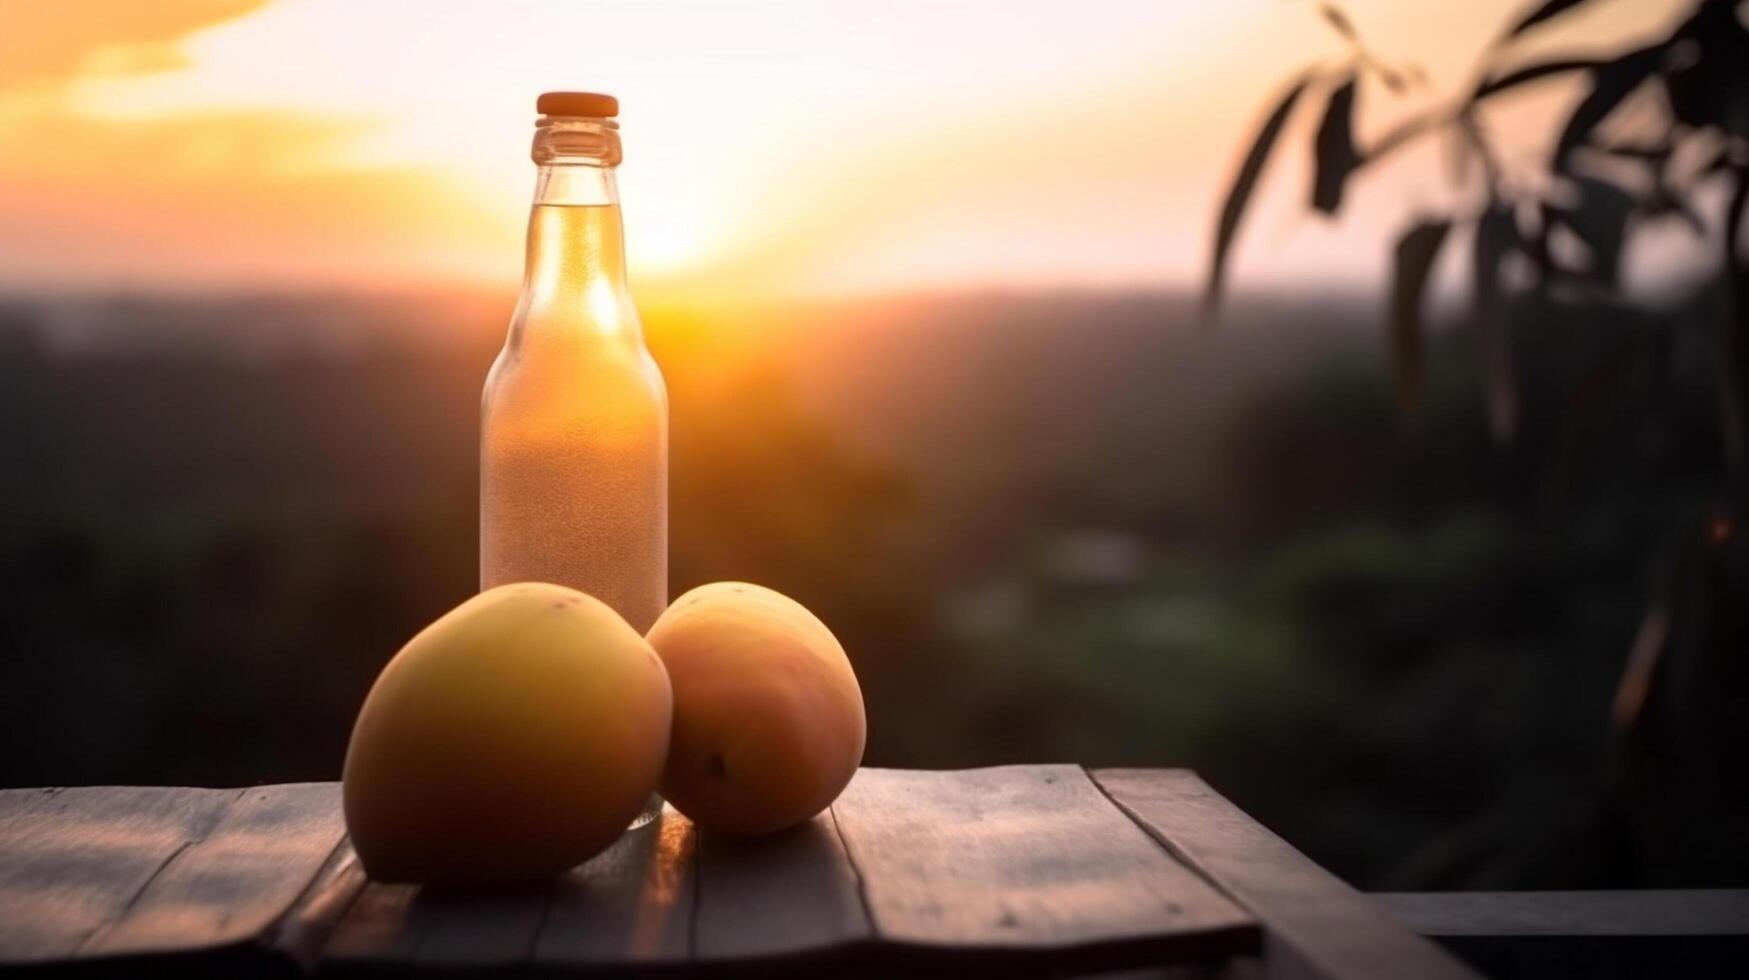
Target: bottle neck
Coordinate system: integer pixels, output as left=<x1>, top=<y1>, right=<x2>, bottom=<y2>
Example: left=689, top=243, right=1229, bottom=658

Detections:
left=519, top=165, right=639, bottom=342
left=532, top=162, right=621, bottom=207
left=516, top=114, right=639, bottom=344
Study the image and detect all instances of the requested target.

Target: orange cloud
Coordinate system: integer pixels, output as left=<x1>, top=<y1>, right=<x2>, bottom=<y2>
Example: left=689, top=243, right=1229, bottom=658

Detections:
left=0, top=1, right=265, bottom=89
left=0, top=108, right=515, bottom=289
left=0, top=1, right=517, bottom=291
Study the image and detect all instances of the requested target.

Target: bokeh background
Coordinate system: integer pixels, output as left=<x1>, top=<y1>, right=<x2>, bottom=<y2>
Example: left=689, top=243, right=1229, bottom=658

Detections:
left=3, top=0, right=1745, bottom=890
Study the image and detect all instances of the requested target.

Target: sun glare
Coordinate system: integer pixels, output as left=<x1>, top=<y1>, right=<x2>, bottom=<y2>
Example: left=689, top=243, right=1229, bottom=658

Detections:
left=0, top=0, right=1687, bottom=296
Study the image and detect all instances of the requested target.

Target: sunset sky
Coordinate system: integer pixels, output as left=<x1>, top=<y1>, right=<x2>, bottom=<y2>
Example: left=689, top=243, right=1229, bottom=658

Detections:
left=0, top=0, right=1690, bottom=299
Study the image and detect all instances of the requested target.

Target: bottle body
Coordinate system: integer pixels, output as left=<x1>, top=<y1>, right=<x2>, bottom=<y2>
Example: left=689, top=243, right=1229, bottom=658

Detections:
left=481, top=135, right=667, bottom=634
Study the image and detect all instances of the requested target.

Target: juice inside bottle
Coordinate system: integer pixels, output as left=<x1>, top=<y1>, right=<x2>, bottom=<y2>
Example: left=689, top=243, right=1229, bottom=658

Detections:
left=481, top=200, right=668, bottom=634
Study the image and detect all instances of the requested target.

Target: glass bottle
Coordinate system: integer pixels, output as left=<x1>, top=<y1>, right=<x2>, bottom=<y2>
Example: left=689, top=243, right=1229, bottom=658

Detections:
left=481, top=92, right=668, bottom=637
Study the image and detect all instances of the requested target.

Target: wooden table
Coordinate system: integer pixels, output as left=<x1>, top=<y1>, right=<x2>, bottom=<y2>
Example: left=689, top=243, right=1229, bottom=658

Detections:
left=0, top=766, right=1479, bottom=978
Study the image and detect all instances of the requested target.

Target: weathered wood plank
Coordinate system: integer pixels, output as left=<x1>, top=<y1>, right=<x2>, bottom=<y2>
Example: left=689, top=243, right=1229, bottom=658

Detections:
left=1375, top=889, right=1749, bottom=937
left=411, top=884, right=552, bottom=970
left=295, top=807, right=699, bottom=974
left=831, top=766, right=1256, bottom=971
left=1093, top=769, right=1480, bottom=980
left=9, top=773, right=1537, bottom=979
left=0, top=786, right=236, bottom=963
left=317, top=875, right=421, bottom=966
left=316, top=864, right=552, bottom=972
left=0, top=787, right=69, bottom=836
left=693, top=808, right=873, bottom=966
left=314, top=805, right=700, bottom=975
left=1081, top=959, right=1268, bottom=980
left=271, top=841, right=367, bottom=971
left=80, top=783, right=344, bottom=959
left=1375, top=890, right=1749, bottom=980
left=531, top=805, right=695, bottom=970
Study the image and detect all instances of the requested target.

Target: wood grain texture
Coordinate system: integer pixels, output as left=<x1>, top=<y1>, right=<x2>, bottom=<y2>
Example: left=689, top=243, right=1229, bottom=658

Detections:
left=5, top=771, right=1531, bottom=979
left=1093, top=769, right=1481, bottom=980
left=532, top=805, right=695, bottom=970
left=1375, top=889, right=1749, bottom=937
left=80, top=783, right=344, bottom=959
left=316, top=804, right=853, bottom=975
left=832, top=766, right=1256, bottom=970
left=272, top=842, right=366, bottom=971
left=0, top=786, right=236, bottom=963
left=1375, top=890, right=1749, bottom=980
left=411, top=885, right=552, bottom=970
left=315, top=811, right=697, bottom=972
left=316, top=882, right=421, bottom=966
left=693, top=808, right=872, bottom=966
left=315, top=875, right=420, bottom=966
left=315, top=854, right=553, bottom=972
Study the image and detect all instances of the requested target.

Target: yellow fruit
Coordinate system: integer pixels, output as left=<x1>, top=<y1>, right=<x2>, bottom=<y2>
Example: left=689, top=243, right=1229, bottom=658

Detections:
left=342, top=583, right=671, bottom=884
left=647, top=582, right=865, bottom=835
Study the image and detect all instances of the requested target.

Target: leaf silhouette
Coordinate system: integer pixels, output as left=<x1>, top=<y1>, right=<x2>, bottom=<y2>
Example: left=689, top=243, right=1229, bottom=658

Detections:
left=1553, top=44, right=1666, bottom=171
left=1593, top=140, right=1672, bottom=162
left=1559, top=176, right=1636, bottom=284
left=1530, top=201, right=1589, bottom=286
left=1473, top=203, right=1519, bottom=442
left=1698, top=144, right=1731, bottom=177
left=1312, top=76, right=1360, bottom=214
left=1644, top=179, right=1704, bottom=237
left=1472, top=57, right=1603, bottom=101
left=1389, top=219, right=1452, bottom=417
left=1720, top=173, right=1749, bottom=479
left=1371, top=61, right=1407, bottom=94
left=1204, top=72, right=1311, bottom=321
left=1663, top=0, right=1749, bottom=139
left=1447, top=125, right=1474, bottom=187
left=1319, top=3, right=1357, bottom=41
left=1367, top=109, right=1443, bottom=165
left=1504, top=0, right=1598, bottom=40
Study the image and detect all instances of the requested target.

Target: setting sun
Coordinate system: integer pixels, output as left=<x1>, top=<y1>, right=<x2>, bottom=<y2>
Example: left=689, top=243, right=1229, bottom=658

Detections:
left=1, top=0, right=1692, bottom=299
left=1, top=0, right=1673, bottom=300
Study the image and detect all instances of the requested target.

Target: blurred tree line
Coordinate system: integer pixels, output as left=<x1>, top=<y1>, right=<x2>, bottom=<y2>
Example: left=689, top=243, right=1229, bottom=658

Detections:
left=0, top=279, right=1740, bottom=889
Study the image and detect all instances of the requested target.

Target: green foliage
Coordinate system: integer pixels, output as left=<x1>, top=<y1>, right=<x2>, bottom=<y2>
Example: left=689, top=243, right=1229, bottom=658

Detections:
left=1505, top=0, right=1594, bottom=39
left=1208, top=0, right=1749, bottom=473
left=1473, top=202, right=1518, bottom=440
left=1311, top=75, right=1359, bottom=214
left=1202, top=0, right=1749, bottom=886
left=1388, top=220, right=1452, bottom=418
left=1204, top=74, right=1311, bottom=320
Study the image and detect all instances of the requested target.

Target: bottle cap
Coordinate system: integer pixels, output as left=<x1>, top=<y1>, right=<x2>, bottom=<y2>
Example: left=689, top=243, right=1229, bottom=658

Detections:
left=536, top=92, right=618, bottom=118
